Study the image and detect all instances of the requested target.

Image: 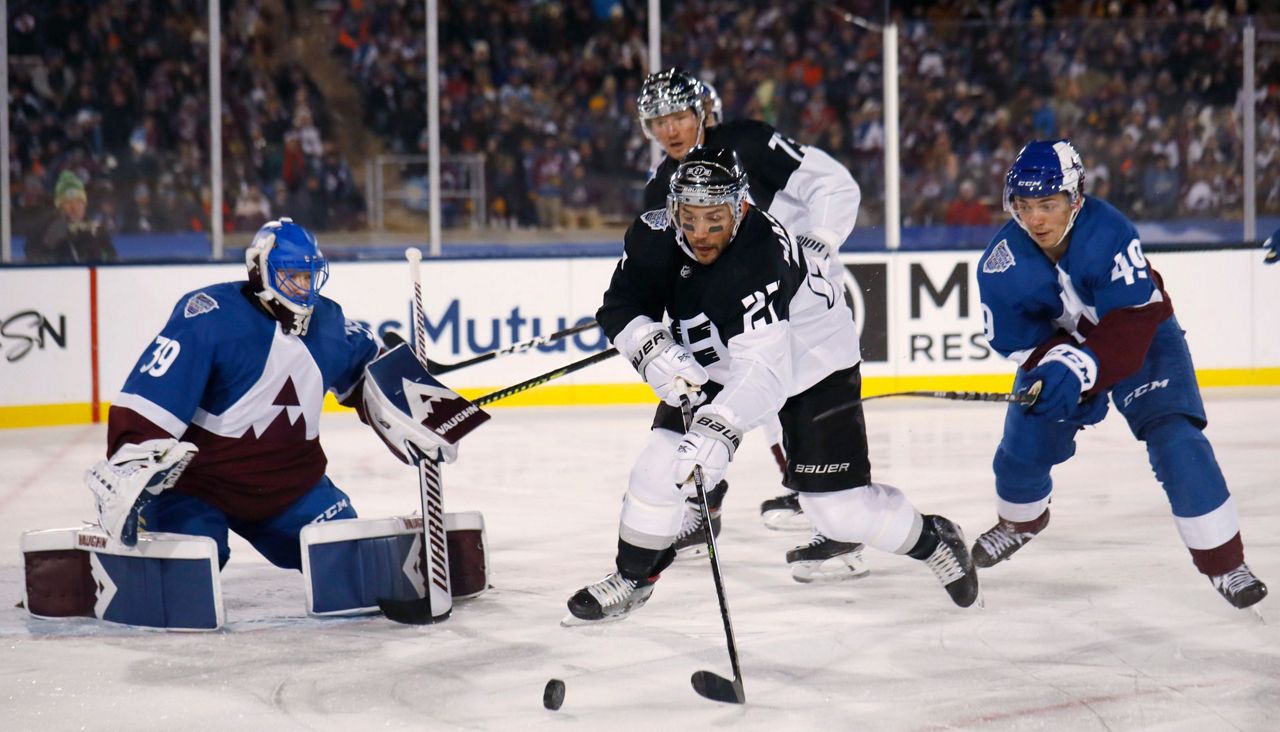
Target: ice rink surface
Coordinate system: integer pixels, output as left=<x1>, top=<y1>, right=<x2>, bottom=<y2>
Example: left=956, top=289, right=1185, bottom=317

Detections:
left=2, top=389, right=1278, bottom=731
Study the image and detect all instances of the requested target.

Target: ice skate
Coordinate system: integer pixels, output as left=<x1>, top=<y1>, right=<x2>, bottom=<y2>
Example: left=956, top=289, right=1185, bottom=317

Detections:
left=562, top=572, right=655, bottom=626
left=786, top=533, right=869, bottom=583
left=1210, top=563, right=1268, bottom=611
left=760, top=491, right=811, bottom=531
left=923, top=515, right=981, bottom=608
left=971, top=509, right=1050, bottom=568
left=673, top=481, right=728, bottom=559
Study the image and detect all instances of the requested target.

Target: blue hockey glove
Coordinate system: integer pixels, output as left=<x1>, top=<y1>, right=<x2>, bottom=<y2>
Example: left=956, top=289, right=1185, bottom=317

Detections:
left=1024, top=344, right=1098, bottom=422
left=1264, top=229, right=1279, bottom=265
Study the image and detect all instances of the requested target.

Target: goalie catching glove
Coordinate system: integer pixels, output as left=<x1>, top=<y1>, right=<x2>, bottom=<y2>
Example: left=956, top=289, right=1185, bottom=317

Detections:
left=85, top=438, right=198, bottom=546
left=620, top=321, right=708, bottom=407
left=672, top=404, right=743, bottom=492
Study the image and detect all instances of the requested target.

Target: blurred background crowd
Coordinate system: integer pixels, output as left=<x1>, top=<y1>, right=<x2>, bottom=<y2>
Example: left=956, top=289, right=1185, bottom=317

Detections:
left=5, top=0, right=1280, bottom=258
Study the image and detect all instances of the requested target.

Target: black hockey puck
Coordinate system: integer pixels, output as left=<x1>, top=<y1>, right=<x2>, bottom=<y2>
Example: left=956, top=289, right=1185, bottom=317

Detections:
left=543, top=678, right=566, bottom=710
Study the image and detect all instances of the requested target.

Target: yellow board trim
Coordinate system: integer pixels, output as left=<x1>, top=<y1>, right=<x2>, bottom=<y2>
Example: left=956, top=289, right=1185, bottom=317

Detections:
left=6, top=367, right=1280, bottom=428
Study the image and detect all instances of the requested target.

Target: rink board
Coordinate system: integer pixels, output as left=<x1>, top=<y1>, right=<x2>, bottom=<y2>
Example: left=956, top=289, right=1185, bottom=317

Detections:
left=2, top=250, right=1277, bottom=427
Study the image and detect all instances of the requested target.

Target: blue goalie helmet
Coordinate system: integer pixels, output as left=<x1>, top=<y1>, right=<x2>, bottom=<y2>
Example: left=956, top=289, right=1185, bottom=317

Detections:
left=246, top=217, right=329, bottom=336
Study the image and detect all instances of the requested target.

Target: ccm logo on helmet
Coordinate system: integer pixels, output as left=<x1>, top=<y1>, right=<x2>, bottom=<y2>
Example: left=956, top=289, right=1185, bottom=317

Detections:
left=793, top=462, right=851, bottom=474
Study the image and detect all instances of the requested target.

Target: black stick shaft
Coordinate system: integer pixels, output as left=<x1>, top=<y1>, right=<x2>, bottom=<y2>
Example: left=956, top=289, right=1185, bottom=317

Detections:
left=679, top=392, right=746, bottom=704
left=430, top=320, right=599, bottom=375
left=814, top=387, right=1038, bottom=422
left=473, top=348, right=618, bottom=407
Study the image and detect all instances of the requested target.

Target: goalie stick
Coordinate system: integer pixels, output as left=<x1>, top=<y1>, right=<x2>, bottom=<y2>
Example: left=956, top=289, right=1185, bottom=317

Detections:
left=378, top=247, right=454, bottom=626
left=678, top=383, right=746, bottom=705
left=813, top=382, right=1043, bottom=422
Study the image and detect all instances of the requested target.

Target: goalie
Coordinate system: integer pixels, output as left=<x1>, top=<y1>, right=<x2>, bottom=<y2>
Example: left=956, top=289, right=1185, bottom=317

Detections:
left=85, top=217, right=456, bottom=571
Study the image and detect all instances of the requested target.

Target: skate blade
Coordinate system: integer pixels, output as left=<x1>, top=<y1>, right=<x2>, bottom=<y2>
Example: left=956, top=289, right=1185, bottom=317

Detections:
left=790, top=557, right=871, bottom=584
left=1248, top=605, right=1265, bottom=624
left=762, top=510, right=813, bottom=532
left=560, top=612, right=628, bottom=628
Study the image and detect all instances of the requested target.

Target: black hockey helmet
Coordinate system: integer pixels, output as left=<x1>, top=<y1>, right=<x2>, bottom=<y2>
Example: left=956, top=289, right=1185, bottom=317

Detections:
left=667, top=146, right=750, bottom=242
left=637, top=67, right=706, bottom=139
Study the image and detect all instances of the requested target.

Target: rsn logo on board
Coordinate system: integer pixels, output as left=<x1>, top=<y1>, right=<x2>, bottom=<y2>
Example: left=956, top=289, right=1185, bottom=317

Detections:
left=0, top=310, right=68, bottom=363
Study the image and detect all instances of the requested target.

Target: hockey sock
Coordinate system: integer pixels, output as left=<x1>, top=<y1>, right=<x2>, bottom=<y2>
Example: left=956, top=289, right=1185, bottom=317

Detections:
left=906, top=521, right=939, bottom=560
left=616, top=539, right=675, bottom=583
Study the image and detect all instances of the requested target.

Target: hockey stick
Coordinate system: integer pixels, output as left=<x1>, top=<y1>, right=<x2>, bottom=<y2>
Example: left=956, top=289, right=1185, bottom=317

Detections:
left=430, top=320, right=600, bottom=375
left=378, top=247, right=454, bottom=625
left=678, top=385, right=746, bottom=705
left=813, top=383, right=1042, bottom=422
left=471, top=348, right=619, bottom=407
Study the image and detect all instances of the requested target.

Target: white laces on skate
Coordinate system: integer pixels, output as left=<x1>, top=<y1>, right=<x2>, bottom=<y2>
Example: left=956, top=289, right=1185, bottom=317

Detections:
left=676, top=507, right=704, bottom=541
left=1213, top=564, right=1260, bottom=596
left=926, top=542, right=965, bottom=586
left=802, top=532, right=828, bottom=548
left=587, top=573, right=640, bottom=608
left=975, top=522, right=1026, bottom=558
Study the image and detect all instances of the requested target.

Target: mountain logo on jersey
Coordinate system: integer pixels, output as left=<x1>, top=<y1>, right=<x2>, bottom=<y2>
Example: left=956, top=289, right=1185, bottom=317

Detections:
left=641, top=208, right=669, bottom=231
left=184, top=292, right=219, bottom=318
left=983, top=239, right=1016, bottom=274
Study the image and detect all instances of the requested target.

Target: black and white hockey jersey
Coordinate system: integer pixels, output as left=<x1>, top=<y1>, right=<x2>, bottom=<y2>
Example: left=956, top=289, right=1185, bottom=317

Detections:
left=598, top=205, right=861, bottom=431
left=643, top=120, right=861, bottom=249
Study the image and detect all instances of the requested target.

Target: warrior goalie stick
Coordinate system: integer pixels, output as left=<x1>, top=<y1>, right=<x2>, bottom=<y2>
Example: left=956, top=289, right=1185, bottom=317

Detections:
left=678, top=384, right=746, bottom=705
left=813, top=382, right=1043, bottom=422
left=378, top=247, right=454, bottom=625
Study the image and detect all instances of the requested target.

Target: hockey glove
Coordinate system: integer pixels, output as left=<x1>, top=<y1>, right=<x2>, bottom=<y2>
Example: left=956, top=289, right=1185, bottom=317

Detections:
left=625, top=322, right=708, bottom=407
left=1264, top=229, right=1279, bottom=265
left=1024, top=343, right=1099, bottom=422
left=86, top=438, right=198, bottom=546
left=672, top=404, right=743, bottom=493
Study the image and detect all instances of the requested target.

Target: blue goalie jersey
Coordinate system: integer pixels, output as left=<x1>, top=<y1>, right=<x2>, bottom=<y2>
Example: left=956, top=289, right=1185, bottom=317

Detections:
left=107, top=282, right=379, bottom=521
left=977, top=197, right=1173, bottom=393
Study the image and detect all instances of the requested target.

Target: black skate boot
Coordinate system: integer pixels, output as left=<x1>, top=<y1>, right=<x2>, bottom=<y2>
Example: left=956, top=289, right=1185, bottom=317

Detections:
left=922, top=515, right=981, bottom=608
left=673, top=481, right=728, bottom=559
left=563, top=572, right=656, bottom=626
left=785, top=533, right=870, bottom=583
left=1210, top=564, right=1268, bottom=609
left=760, top=491, right=810, bottom=531
left=971, top=509, right=1050, bottom=568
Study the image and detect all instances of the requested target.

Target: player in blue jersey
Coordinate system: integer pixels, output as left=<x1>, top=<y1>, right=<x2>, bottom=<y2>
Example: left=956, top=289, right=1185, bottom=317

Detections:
left=1263, top=228, right=1279, bottom=265
left=84, top=218, right=454, bottom=571
left=973, top=140, right=1267, bottom=610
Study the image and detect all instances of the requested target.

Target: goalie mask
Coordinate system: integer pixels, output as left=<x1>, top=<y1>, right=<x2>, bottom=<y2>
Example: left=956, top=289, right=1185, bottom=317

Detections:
left=1004, top=139, right=1086, bottom=248
left=637, top=67, right=706, bottom=144
left=668, top=146, right=749, bottom=258
left=246, top=218, right=329, bottom=336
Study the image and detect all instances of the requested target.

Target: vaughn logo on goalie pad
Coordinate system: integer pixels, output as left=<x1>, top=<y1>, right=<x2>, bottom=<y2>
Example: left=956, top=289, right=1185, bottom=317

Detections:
left=366, top=345, right=490, bottom=445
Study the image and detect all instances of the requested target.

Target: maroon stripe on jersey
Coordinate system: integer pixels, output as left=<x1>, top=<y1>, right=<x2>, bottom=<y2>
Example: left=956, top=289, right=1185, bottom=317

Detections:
left=173, top=419, right=328, bottom=522
left=106, top=406, right=176, bottom=458
left=1189, top=532, right=1244, bottom=576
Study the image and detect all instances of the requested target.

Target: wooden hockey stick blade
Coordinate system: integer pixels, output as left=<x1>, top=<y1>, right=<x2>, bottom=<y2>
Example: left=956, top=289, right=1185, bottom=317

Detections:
left=376, top=597, right=451, bottom=625
left=691, top=670, right=745, bottom=704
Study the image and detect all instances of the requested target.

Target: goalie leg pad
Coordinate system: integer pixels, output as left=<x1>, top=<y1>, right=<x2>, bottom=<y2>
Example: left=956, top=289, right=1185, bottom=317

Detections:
left=301, top=512, right=488, bottom=616
left=22, top=527, right=223, bottom=631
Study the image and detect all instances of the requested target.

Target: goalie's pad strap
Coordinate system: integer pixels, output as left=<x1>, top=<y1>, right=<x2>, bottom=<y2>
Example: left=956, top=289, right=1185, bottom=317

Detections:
left=300, top=512, right=488, bottom=616
left=21, top=527, right=223, bottom=631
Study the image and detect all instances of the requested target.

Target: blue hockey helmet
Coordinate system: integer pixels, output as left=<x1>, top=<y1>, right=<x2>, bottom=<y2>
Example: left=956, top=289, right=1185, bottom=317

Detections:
left=246, top=218, right=329, bottom=336
left=1004, top=139, right=1086, bottom=241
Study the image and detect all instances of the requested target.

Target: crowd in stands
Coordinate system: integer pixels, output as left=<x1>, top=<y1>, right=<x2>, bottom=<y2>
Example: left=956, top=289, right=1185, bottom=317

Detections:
left=6, top=0, right=364, bottom=246
left=7, top=0, right=1278, bottom=253
left=331, top=0, right=1275, bottom=232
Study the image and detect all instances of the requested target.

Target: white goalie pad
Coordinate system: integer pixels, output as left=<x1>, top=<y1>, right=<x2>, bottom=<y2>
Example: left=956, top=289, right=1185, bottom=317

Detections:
left=300, top=512, right=489, bottom=616
left=21, top=527, right=223, bottom=631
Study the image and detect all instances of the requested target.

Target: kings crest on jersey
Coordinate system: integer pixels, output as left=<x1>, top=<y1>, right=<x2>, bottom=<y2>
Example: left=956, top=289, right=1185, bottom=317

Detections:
left=977, top=196, right=1172, bottom=367
left=600, top=204, right=860, bottom=427
left=108, top=282, right=379, bottom=521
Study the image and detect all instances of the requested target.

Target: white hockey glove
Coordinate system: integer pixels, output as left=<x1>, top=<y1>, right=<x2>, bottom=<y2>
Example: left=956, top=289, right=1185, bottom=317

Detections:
left=672, top=404, right=743, bottom=493
left=795, top=228, right=842, bottom=259
left=362, top=375, right=459, bottom=465
left=86, top=438, right=198, bottom=547
left=623, top=322, right=708, bottom=407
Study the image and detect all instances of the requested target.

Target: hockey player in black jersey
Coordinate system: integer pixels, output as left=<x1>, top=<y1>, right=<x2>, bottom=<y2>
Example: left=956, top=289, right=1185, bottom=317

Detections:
left=564, top=148, right=980, bottom=624
left=637, top=67, right=865, bottom=579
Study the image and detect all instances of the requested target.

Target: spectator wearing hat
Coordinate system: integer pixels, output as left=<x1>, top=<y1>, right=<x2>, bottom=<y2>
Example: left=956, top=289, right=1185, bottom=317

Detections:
left=26, top=171, right=117, bottom=264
